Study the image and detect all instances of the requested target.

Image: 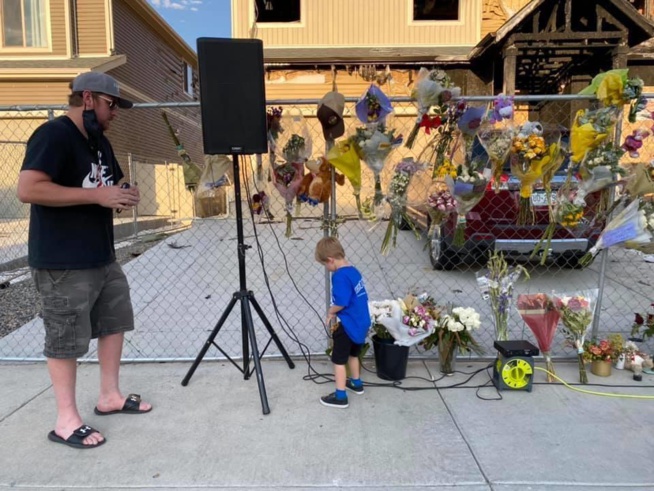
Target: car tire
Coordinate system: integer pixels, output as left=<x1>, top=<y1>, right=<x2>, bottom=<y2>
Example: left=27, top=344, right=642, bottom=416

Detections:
left=554, top=251, right=587, bottom=269
left=429, top=226, right=459, bottom=270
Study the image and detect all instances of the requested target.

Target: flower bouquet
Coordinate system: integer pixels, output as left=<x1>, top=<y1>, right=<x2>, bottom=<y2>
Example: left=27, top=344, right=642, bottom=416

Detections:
left=271, top=161, right=304, bottom=237
left=355, top=84, right=393, bottom=126
left=478, top=95, right=515, bottom=192
left=582, top=338, right=616, bottom=363
left=444, top=167, right=488, bottom=247
left=369, top=299, right=397, bottom=341
left=251, top=190, right=273, bottom=220
left=381, top=158, right=422, bottom=254
left=350, top=124, right=402, bottom=209
left=516, top=293, right=560, bottom=382
left=266, top=106, right=284, bottom=147
left=405, top=68, right=462, bottom=149
left=457, top=105, right=486, bottom=162
left=625, top=162, right=654, bottom=199
left=531, top=186, right=586, bottom=266
left=434, top=306, right=483, bottom=375
left=369, top=293, right=440, bottom=347
left=630, top=302, right=654, bottom=342
left=423, top=100, right=467, bottom=180
left=553, top=289, right=598, bottom=384
left=425, top=181, right=457, bottom=238
left=509, top=122, right=561, bottom=225
left=578, top=198, right=652, bottom=266
left=476, top=251, right=529, bottom=341
left=570, top=107, right=617, bottom=165
left=578, top=68, right=647, bottom=123
left=326, top=140, right=363, bottom=217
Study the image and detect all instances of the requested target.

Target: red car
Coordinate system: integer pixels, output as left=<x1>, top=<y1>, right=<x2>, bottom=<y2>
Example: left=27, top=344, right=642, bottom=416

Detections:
left=406, top=138, right=605, bottom=270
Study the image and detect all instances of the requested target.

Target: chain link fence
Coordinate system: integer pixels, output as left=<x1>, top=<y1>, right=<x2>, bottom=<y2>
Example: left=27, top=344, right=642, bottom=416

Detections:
left=1, top=95, right=652, bottom=362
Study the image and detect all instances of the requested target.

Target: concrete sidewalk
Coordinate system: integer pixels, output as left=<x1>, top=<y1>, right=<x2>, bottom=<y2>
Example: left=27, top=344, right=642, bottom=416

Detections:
left=2, top=358, right=654, bottom=490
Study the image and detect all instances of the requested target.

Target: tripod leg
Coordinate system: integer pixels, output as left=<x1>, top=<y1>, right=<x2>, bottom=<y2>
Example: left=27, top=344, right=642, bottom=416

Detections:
left=241, top=295, right=270, bottom=415
left=181, top=295, right=238, bottom=386
left=241, top=295, right=250, bottom=379
left=249, top=294, right=296, bottom=369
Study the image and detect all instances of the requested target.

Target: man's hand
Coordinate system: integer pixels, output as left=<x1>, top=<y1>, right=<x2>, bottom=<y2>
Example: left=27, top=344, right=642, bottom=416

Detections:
left=96, top=185, right=140, bottom=211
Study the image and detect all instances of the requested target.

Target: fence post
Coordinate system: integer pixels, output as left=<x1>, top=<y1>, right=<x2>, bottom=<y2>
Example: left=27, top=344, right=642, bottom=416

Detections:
left=47, top=109, right=54, bottom=121
left=590, top=112, right=624, bottom=342
left=128, top=153, right=138, bottom=238
left=324, top=139, right=335, bottom=325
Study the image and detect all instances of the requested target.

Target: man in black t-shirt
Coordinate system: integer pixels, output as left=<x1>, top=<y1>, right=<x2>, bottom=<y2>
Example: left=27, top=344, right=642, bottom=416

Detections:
left=17, top=72, right=152, bottom=450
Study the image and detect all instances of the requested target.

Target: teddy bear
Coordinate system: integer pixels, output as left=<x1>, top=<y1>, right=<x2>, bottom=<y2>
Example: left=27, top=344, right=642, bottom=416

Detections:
left=297, top=157, right=345, bottom=205
left=624, top=350, right=654, bottom=377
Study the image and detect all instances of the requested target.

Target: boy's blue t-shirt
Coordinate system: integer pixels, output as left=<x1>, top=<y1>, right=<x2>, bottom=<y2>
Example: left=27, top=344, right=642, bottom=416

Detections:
left=331, top=265, right=370, bottom=344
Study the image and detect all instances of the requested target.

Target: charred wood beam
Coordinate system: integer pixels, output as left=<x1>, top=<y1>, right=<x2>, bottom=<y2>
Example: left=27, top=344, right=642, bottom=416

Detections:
left=513, top=32, right=624, bottom=41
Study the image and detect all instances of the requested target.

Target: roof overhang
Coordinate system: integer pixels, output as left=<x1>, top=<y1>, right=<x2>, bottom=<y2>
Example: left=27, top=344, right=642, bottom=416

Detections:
left=263, top=46, right=472, bottom=65
left=0, top=55, right=127, bottom=80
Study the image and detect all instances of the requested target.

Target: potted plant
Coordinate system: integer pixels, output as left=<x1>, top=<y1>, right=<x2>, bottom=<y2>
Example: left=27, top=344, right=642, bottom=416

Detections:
left=424, top=305, right=484, bottom=375
left=369, top=294, right=439, bottom=381
left=583, top=338, right=616, bottom=377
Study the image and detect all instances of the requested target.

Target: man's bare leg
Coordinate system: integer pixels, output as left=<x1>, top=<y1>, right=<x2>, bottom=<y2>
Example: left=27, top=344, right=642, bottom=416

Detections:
left=95, top=332, right=151, bottom=412
left=48, top=357, right=104, bottom=446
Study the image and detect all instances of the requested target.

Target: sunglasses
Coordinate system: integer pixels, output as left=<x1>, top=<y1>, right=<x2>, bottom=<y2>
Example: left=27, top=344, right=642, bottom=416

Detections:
left=96, top=95, right=118, bottom=110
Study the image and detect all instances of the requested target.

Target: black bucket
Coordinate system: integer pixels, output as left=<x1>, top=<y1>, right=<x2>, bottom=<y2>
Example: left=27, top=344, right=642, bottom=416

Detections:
left=372, top=335, right=409, bottom=381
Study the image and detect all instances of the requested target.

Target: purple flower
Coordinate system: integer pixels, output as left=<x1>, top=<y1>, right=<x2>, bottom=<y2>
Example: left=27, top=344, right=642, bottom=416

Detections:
left=355, top=85, right=393, bottom=125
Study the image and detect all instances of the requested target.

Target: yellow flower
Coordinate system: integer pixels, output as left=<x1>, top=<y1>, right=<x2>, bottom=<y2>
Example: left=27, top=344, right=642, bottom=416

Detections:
left=597, top=72, right=625, bottom=107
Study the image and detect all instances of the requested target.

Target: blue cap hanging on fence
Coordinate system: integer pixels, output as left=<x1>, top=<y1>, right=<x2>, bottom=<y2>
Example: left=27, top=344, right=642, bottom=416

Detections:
left=355, top=84, right=392, bottom=126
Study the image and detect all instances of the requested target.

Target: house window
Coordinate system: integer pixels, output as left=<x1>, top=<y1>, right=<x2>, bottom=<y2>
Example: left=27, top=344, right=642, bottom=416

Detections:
left=255, top=0, right=300, bottom=23
left=1, top=0, right=48, bottom=48
left=413, top=0, right=459, bottom=21
left=183, top=62, right=194, bottom=97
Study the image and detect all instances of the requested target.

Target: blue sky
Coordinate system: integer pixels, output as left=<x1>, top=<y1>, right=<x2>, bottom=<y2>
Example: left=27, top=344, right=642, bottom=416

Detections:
left=148, top=0, right=232, bottom=51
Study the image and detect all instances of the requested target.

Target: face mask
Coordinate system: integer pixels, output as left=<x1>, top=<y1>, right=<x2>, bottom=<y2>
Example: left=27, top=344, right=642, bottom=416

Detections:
left=82, top=108, right=103, bottom=145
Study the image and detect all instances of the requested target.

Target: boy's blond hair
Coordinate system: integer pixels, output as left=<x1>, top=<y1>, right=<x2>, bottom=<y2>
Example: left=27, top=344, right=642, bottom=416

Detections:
left=315, top=236, right=345, bottom=263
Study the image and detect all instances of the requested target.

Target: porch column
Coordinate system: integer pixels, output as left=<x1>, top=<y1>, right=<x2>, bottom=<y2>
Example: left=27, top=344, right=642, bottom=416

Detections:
left=502, top=45, right=517, bottom=95
left=612, top=43, right=629, bottom=69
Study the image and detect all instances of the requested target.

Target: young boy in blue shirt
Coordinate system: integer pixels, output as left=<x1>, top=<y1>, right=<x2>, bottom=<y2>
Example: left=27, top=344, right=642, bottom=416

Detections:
left=315, top=237, right=370, bottom=408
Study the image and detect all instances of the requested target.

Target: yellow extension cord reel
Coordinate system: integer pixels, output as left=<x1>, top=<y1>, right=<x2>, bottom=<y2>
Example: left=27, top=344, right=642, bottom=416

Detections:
left=492, top=340, right=539, bottom=392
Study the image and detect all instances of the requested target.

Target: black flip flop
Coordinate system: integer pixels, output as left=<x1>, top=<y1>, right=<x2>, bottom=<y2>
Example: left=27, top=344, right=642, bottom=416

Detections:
left=47, top=424, right=106, bottom=449
left=94, top=393, right=152, bottom=416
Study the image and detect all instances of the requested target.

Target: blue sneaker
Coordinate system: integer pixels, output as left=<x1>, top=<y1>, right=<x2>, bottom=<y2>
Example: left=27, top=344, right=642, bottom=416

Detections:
left=320, top=392, right=349, bottom=408
left=346, top=379, right=364, bottom=395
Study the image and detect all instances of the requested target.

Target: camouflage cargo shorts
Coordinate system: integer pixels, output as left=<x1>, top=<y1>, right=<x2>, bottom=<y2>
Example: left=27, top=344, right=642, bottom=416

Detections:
left=31, top=261, right=134, bottom=359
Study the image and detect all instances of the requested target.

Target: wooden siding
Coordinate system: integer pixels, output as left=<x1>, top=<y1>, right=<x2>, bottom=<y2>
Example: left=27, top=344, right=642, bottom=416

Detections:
left=0, top=0, right=68, bottom=57
left=0, top=81, right=69, bottom=104
left=108, top=0, right=202, bottom=173
left=77, top=0, right=108, bottom=55
left=501, top=0, right=534, bottom=16
left=233, top=0, right=482, bottom=47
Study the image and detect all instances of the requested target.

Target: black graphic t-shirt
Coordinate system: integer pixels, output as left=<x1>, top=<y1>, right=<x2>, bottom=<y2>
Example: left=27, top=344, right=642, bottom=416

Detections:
left=21, top=116, right=124, bottom=269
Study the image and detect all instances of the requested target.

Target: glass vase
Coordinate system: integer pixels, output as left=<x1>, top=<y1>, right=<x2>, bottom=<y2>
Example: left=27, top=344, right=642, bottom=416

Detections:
left=438, top=340, right=458, bottom=376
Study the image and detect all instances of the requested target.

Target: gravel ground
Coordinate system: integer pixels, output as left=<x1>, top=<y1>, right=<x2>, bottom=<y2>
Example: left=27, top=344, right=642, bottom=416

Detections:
left=0, top=239, right=163, bottom=340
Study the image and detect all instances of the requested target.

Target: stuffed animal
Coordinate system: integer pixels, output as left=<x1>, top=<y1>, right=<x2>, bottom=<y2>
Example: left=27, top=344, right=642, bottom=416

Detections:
left=625, top=352, right=654, bottom=373
left=298, top=157, right=345, bottom=205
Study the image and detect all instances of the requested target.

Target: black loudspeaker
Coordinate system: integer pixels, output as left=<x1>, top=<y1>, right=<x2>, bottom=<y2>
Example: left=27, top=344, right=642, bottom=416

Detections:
left=197, top=38, right=268, bottom=155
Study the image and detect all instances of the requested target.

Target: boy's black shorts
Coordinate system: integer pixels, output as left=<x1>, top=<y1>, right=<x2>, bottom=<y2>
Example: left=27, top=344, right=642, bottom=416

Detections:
left=331, top=323, right=362, bottom=365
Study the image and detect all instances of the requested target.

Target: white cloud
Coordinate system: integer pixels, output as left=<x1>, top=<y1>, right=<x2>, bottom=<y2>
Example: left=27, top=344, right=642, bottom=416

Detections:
left=149, top=0, right=202, bottom=10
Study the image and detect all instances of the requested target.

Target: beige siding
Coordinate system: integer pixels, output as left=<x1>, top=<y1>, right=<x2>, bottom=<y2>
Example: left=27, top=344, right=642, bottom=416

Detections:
left=0, top=0, right=68, bottom=57
left=234, top=0, right=482, bottom=47
left=77, top=0, right=109, bottom=55
left=0, top=81, right=69, bottom=105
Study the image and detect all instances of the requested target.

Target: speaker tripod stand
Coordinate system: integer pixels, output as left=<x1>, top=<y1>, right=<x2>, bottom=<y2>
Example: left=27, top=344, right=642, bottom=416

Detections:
left=181, top=154, right=295, bottom=414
